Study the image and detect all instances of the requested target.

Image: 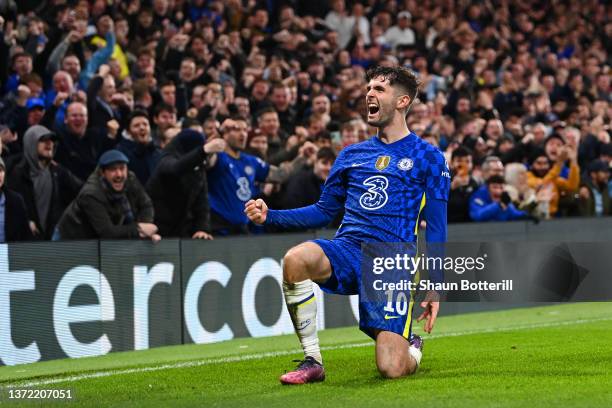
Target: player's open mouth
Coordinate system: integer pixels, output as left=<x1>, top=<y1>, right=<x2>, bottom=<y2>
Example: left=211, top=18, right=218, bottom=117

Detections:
left=368, top=104, right=380, bottom=116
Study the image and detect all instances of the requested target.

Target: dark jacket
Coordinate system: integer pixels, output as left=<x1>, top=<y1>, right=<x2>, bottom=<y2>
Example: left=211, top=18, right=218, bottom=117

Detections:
left=448, top=176, right=478, bottom=223
left=86, top=76, right=130, bottom=130
left=1, top=188, right=33, bottom=242
left=283, top=168, right=323, bottom=209
left=55, top=127, right=118, bottom=180
left=116, top=137, right=162, bottom=186
left=57, top=170, right=154, bottom=239
left=579, top=178, right=610, bottom=217
left=146, top=130, right=210, bottom=237
left=281, top=168, right=342, bottom=228
left=7, top=159, right=82, bottom=240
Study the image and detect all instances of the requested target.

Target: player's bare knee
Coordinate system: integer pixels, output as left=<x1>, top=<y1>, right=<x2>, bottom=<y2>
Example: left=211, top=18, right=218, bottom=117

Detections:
left=282, top=246, right=309, bottom=283
left=377, top=359, right=405, bottom=379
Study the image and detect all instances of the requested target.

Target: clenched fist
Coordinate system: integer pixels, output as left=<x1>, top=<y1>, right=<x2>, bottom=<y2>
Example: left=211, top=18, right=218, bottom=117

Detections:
left=204, top=138, right=226, bottom=154
left=244, top=199, right=268, bottom=225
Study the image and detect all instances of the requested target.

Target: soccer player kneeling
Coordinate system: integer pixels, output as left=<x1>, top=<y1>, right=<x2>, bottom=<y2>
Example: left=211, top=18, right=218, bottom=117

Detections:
left=245, top=66, right=449, bottom=383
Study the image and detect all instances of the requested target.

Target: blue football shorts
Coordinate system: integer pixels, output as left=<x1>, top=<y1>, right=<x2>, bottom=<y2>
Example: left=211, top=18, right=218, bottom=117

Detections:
left=311, top=237, right=417, bottom=340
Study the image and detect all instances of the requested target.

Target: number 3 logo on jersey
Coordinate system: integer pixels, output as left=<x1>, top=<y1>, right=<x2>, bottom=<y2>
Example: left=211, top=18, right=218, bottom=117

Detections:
left=359, top=175, right=389, bottom=210
left=236, top=177, right=251, bottom=201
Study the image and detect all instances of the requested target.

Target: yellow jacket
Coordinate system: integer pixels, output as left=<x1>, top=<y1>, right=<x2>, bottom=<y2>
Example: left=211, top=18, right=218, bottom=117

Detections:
left=527, top=162, right=580, bottom=215
left=90, top=36, right=129, bottom=79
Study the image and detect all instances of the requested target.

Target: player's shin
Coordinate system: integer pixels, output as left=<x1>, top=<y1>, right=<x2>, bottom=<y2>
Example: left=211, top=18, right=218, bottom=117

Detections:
left=283, top=280, right=322, bottom=364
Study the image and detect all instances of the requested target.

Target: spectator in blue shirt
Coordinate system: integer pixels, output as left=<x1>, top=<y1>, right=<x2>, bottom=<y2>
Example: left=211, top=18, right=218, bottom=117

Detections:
left=469, top=175, right=528, bottom=221
left=206, top=117, right=317, bottom=235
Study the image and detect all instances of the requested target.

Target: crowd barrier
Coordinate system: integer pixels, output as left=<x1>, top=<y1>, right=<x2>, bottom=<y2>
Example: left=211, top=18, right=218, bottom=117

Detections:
left=2, top=217, right=610, bottom=366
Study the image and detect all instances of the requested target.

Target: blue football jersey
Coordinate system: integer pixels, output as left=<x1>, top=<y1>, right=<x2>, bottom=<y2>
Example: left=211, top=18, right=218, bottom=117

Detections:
left=330, top=133, right=450, bottom=242
left=207, top=152, right=270, bottom=225
left=267, top=133, right=450, bottom=242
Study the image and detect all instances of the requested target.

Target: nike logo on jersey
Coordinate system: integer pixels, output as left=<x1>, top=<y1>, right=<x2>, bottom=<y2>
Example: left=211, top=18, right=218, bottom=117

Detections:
left=351, top=162, right=368, bottom=167
left=384, top=314, right=400, bottom=320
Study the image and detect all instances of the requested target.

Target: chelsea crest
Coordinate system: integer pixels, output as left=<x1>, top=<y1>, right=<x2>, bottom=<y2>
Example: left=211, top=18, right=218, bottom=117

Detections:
left=398, top=158, right=413, bottom=171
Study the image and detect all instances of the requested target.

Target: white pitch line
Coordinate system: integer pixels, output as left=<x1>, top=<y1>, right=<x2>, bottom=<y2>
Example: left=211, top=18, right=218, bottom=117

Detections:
left=3, top=316, right=611, bottom=389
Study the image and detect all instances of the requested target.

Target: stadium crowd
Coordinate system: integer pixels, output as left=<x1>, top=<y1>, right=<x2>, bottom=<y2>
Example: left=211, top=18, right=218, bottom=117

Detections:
left=0, top=0, right=610, bottom=242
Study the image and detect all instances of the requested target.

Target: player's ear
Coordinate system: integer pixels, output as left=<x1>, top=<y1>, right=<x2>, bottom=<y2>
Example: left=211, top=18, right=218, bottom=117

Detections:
left=396, top=95, right=411, bottom=111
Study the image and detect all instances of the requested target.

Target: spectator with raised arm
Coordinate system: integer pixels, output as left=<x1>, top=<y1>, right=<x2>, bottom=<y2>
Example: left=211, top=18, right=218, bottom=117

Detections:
left=147, top=129, right=224, bottom=239
left=207, top=117, right=317, bottom=235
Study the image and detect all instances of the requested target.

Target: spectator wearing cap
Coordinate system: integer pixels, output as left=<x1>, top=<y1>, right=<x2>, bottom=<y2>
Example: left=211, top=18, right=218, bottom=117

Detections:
left=147, top=129, right=223, bottom=239
left=449, top=146, right=479, bottom=223
left=206, top=118, right=317, bottom=235
left=382, top=11, right=415, bottom=51
left=55, top=101, right=119, bottom=180
left=578, top=160, right=610, bottom=217
left=7, top=125, right=82, bottom=240
left=55, top=150, right=158, bottom=240
left=0, top=157, right=32, bottom=242
left=116, top=111, right=161, bottom=185
left=469, top=175, right=528, bottom=222
left=7, top=97, right=55, bottom=140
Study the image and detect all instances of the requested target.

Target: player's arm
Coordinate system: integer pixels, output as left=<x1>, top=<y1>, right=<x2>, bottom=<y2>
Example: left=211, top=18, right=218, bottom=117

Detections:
left=417, top=150, right=451, bottom=333
left=245, top=148, right=347, bottom=229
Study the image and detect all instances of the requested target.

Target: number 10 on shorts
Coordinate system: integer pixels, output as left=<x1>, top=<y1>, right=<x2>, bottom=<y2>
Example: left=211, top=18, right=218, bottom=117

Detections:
left=383, top=289, right=409, bottom=316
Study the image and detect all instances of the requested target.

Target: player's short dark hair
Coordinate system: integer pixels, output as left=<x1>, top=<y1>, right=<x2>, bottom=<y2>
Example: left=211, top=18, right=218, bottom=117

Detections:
left=486, top=175, right=505, bottom=185
left=452, top=146, right=473, bottom=160
left=365, top=66, right=420, bottom=105
left=316, top=147, right=336, bottom=162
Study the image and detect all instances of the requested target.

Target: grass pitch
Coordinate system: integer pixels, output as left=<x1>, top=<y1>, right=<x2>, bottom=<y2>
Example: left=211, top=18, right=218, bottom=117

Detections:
left=2, top=303, right=612, bottom=407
